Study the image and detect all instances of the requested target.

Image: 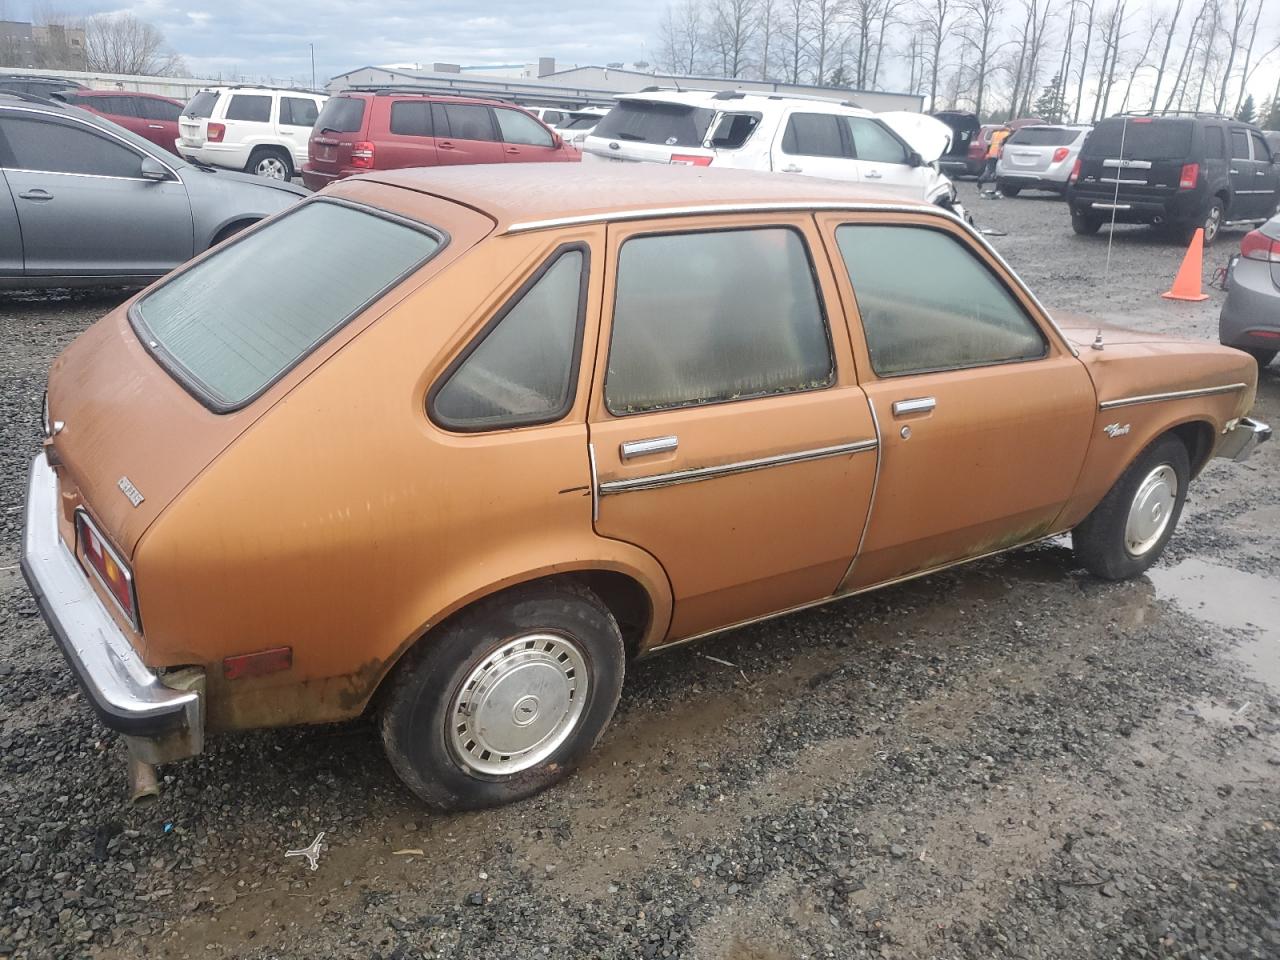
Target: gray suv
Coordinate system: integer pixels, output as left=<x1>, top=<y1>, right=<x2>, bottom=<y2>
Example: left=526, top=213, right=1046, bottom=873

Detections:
left=0, top=93, right=306, bottom=289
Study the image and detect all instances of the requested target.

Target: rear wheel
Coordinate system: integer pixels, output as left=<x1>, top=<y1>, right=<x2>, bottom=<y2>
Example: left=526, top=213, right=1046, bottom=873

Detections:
left=247, top=147, right=292, bottom=180
left=1244, top=347, right=1277, bottom=367
left=1072, top=210, right=1102, bottom=235
left=1072, top=434, right=1190, bottom=580
left=1189, top=196, right=1225, bottom=245
left=999, top=182, right=1022, bottom=197
left=379, top=582, right=625, bottom=811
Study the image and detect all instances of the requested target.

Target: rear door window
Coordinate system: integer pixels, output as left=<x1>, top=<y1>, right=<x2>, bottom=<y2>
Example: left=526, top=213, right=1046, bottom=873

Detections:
left=390, top=101, right=433, bottom=137
left=1230, top=129, right=1250, bottom=160
left=606, top=228, right=833, bottom=414
left=845, top=117, right=907, bottom=163
left=836, top=224, right=1045, bottom=376
left=226, top=95, right=271, bottom=123
left=592, top=101, right=716, bottom=147
left=781, top=113, right=846, bottom=158
left=280, top=97, right=319, bottom=128
left=494, top=108, right=554, bottom=147
left=434, top=103, right=497, bottom=141
left=1206, top=126, right=1226, bottom=160
left=140, top=98, right=182, bottom=122
left=431, top=247, right=587, bottom=430
left=1249, top=131, right=1270, bottom=163
left=314, top=96, right=365, bottom=133
left=132, top=201, right=443, bottom=411
left=0, top=116, right=143, bottom=178
left=708, top=112, right=760, bottom=149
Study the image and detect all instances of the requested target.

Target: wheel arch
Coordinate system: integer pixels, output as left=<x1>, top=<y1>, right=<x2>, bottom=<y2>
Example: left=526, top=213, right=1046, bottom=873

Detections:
left=1169, top=418, right=1216, bottom=477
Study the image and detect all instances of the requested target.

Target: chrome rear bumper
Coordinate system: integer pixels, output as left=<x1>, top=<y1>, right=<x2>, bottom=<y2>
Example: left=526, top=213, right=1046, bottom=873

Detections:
left=20, top=452, right=204, bottom=763
left=1216, top=417, right=1272, bottom=462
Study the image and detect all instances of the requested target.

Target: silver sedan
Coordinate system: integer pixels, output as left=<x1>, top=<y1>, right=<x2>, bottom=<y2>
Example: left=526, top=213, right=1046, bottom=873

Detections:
left=1220, top=213, right=1280, bottom=368
left=0, top=92, right=306, bottom=289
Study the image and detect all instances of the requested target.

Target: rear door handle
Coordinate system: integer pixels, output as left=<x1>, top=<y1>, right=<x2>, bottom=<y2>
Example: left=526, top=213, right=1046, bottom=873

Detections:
left=865, top=170, right=883, bottom=179
left=782, top=164, right=802, bottom=173
left=148, top=124, right=164, bottom=129
left=1229, top=168, right=1239, bottom=174
left=892, top=397, right=936, bottom=416
left=506, top=146, right=519, bottom=154
left=18, top=188, right=52, bottom=201
left=620, top=436, right=678, bottom=460
left=438, top=141, right=454, bottom=150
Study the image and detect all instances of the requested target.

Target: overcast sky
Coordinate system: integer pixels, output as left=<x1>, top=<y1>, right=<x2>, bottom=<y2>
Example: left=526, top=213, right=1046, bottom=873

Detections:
left=11, top=0, right=662, bottom=85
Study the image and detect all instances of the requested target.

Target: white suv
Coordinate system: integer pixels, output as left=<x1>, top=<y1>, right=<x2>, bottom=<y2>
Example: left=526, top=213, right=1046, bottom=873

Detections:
left=177, top=86, right=327, bottom=180
left=582, top=90, right=963, bottom=216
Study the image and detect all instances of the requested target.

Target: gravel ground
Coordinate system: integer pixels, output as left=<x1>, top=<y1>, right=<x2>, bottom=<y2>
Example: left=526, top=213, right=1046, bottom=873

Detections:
left=1, top=184, right=1278, bottom=960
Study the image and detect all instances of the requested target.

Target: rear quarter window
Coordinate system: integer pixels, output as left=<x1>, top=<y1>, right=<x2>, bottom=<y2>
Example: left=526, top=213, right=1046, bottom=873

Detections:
left=131, top=201, right=444, bottom=411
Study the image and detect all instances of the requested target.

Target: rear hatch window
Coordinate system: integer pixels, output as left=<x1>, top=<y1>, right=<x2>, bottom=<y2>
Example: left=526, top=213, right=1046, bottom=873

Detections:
left=1010, top=126, right=1082, bottom=146
left=315, top=96, right=366, bottom=134
left=592, top=100, right=715, bottom=147
left=183, top=91, right=219, bottom=118
left=1082, top=119, right=1193, bottom=160
left=132, top=200, right=442, bottom=411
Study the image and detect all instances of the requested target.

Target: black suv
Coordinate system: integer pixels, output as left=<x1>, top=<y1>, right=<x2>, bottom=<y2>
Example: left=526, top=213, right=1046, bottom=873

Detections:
left=1067, top=113, right=1280, bottom=243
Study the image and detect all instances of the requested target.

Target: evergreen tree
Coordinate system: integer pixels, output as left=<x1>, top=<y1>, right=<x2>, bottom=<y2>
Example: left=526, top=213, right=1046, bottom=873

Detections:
left=1236, top=94, right=1255, bottom=124
left=1262, top=98, right=1280, bottom=130
left=1033, top=74, right=1068, bottom=124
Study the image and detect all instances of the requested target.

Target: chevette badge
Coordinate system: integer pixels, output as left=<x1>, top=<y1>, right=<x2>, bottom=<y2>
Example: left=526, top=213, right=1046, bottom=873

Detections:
left=117, top=476, right=145, bottom=508
left=1103, top=423, right=1131, bottom=438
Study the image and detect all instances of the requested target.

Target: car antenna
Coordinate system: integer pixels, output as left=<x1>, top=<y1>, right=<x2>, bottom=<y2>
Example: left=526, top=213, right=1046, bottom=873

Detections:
left=1097, top=114, right=1130, bottom=350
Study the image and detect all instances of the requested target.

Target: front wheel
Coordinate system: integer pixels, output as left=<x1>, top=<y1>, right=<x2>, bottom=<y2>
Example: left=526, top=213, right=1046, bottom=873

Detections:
left=1072, top=434, right=1190, bottom=580
left=380, top=582, right=625, bottom=811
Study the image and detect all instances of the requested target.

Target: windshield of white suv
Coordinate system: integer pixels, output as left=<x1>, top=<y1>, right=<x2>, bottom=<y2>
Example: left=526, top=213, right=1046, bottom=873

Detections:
left=592, top=101, right=715, bottom=147
left=132, top=201, right=443, bottom=411
left=183, top=91, right=218, bottom=118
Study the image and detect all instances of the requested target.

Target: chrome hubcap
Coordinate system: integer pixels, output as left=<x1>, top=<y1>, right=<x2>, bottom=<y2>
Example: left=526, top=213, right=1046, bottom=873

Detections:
left=1205, top=206, right=1221, bottom=240
left=257, top=157, right=286, bottom=179
left=1125, top=464, right=1177, bottom=556
left=448, top=633, right=588, bottom=776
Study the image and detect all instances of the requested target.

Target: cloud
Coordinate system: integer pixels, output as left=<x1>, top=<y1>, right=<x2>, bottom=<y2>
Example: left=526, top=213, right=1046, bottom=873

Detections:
left=41, top=0, right=664, bottom=85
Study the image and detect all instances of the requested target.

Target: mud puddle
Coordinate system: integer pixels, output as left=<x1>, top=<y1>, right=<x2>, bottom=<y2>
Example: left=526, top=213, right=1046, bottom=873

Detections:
left=1147, top=557, right=1280, bottom=688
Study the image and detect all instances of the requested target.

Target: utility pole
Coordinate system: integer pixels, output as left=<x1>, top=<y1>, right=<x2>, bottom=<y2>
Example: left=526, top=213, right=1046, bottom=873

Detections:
left=310, top=43, right=315, bottom=89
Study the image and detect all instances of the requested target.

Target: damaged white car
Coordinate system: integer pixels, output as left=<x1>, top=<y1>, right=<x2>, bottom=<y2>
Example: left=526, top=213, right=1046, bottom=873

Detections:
left=582, top=89, right=966, bottom=221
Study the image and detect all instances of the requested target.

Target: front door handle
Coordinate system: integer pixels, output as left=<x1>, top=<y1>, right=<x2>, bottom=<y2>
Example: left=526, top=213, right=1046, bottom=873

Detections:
left=18, top=188, right=52, bottom=201
left=892, top=396, right=936, bottom=416
left=1229, top=168, right=1239, bottom=175
left=782, top=164, right=802, bottom=173
left=620, top=435, right=678, bottom=460
left=506, top=146, right=520, bottom=154
left=148, top=123, right=164, bottom=129
left=438, top=141, right=454, bottom=150
left=865, top=170, right=883, bottom=179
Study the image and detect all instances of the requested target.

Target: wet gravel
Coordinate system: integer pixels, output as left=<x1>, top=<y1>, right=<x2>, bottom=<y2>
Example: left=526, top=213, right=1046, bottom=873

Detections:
left=1, top=190, right=1278, bottom=960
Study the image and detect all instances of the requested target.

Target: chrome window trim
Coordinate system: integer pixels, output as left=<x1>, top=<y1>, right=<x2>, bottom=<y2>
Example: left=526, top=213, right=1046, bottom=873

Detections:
left=0, top=104, right=183, bottom=183
left=503, top=201, right=1079, bottom=359
left=587, top=442, right=600, bottom=523
left=599, top=439, right=877, bottom=495
left=1098, top=382, right=1248, bottom=410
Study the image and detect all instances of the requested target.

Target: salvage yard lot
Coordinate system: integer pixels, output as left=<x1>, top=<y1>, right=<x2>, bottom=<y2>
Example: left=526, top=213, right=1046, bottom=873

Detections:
left=1, top=183, right=1277, bottom=960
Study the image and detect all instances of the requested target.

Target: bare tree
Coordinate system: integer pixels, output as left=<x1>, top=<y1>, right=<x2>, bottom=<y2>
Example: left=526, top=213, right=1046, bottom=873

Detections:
left=1017, top=0, right=1056, bottom=116
left=757, top=0, right=779, bottom=79
left=1072, top=0, right=1099, bottom=121
left=86, top=13, right=185, bottom=76
left=710, top=0, right=758, bottom=77
left=659, top=1, right=707, bottom=74
left=916, top=0, right=953, bottom=110
left=1214, top=0, right=1251, bottom=113
left=780, top=0, right=812, bottom=82
left=869, top=0, right=906, bottom=88
left=1117, top=7, right=1159, bottom=111
left=810, top=0, right=845, bottom=84
left=1147, top=0, right=1187, bottom=112
left=1229, top=0, right=1262, bottom=116
left=1163, top=0, right=1208, bottom=112
left=962, top=0, right=1003, bottom=119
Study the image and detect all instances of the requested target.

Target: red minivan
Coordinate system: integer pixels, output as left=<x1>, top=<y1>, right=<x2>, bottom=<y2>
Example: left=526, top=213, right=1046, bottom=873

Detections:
left=61, top=90, right=185, bottom=156
left=302, top=92, right=579, bottom=190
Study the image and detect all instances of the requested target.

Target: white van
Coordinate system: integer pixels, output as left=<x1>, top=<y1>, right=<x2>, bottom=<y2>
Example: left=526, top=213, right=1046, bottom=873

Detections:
left=582, top=90, right=963, bottom=216
left=177, top=86, right=328, bottom=180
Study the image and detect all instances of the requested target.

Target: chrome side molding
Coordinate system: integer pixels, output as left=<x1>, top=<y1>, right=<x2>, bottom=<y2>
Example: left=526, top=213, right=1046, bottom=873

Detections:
left=1098, top=382, right=1248, bottom=410
left=599, top=439, right=877, bottom=496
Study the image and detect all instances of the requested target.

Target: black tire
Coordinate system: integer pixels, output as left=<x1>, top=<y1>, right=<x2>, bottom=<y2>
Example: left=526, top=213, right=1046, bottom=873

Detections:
left=999, top=182, right=1022, bottom=197
left=1186, top=196, right=1225, bottom=245
left=1244, top=347, right=1277, bottom=367
left=247, top=147, right=292, bottom=180
left=1072, top=434, right=1191, bottom=581
left=1072, top=210, right=1102, bottom=235
left=379, top=581, right=625, bottom=811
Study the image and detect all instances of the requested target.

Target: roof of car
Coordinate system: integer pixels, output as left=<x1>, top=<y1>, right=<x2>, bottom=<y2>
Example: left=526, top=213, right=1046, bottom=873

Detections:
left=360, top=163, right=925, bottom=233
left=614, top=88, right=874, bottom=117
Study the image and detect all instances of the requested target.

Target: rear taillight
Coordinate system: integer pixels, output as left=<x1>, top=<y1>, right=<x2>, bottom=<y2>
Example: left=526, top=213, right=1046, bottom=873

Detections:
left=1052, top=147, right=1070, bottom=164
left=76, top=510, right=138, bottom=628
left=351, top=141, right=375, bottom=168
left=669, top=154, right=712, bottom=167
left=1178, top=162, right=1199, bottom=190
left=1069, top=158, right=1081, bottom=183
left=206, top=122, right=225, bottom=143
left=1240, top=229, right=1280, bottom=263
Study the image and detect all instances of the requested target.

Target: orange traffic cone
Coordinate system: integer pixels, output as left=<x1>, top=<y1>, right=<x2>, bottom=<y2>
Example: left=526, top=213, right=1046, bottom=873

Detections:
left=1160, top=228, right=1210, bottom=302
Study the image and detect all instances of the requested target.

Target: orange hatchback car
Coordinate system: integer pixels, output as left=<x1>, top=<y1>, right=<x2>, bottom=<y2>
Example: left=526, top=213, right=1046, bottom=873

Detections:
left=23, top=166, right=1269, bottom=810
